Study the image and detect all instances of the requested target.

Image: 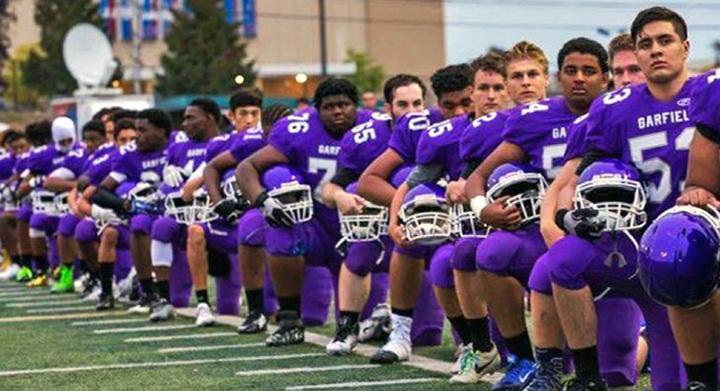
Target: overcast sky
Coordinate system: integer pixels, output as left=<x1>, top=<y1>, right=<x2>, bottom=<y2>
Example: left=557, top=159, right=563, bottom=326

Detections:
left=444, top=0, right=720, bottom=70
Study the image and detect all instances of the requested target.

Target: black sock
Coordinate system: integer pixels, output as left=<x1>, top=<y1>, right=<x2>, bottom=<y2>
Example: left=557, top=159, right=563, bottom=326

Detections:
left=572, top=345, right=601, bottom=381
left=196, top=289, right=209, bottom=304
left=89, top=267, right=100, bottom=280
left=20, top=254, right=32, bottom=268
left=156, top=280, right=170, bottom=301
left=10, top=255, right=20, bottom=265
left=535, top=347, right=564, bottom=371
left=468, top=316, right=493, bottom=352
left=391, top=307, right=414, bottom=318
left=448, top=315, right=472, bottom=345
left=339, top=311, right=360, bottom=326
left=245, top=288, right=264, bottom=313
left=99, top=263, right=114, bottom=296
left=278, top=296, right=301, bottom=314
left=139, top=278, right=156, bottom=298
left=685, top=359, right=718, bottom=389
left=506, top=331, right=534, bottom=362
left=34, top=255, right=48, bottom=274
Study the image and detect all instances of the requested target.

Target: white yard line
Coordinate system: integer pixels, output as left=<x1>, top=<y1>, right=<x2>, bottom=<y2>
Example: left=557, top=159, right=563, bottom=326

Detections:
left=0, top=353, right=325, bottom=377
left=6, top=299, right=84, bottom=308
left=0, top=311, right=124, bottom=323
left=124, top=332, right=238, bottom=343
left=285, top=378, right=439, bottom=390
left=72, top=318, right=148, bottom=326
left=26, top=305, right=96, bottom=314
left=236, top=364, right=380, bottom=376
left=0, top=290, right=51, bottom=298
left=93, top=324, right=196, bottom=334
left=158, top=342, right=265, bottom=353
left=1, top=295, right=80, bottom=303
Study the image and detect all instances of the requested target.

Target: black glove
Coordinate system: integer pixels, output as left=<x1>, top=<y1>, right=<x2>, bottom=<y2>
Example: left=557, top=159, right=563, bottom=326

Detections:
left=213, top=198, right=242, bottom=224
left=255, top=191, right=294, bottom=228
left=556, top=208, right=605, bottom=240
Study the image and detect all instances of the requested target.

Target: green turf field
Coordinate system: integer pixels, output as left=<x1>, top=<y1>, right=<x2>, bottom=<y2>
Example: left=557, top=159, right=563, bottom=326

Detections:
left=0, top=281, right=651, bottom=390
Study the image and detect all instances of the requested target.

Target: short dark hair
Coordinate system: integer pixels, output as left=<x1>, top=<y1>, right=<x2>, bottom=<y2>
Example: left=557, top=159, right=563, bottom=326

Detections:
left=137, top=108, right=172, bottom=137
left=608, top=33, right=635, bottom=65
left=27, top=120, right=52, bottom=146
left=313, top=78, right=359, bottom=108
left=230, top=88, right=263, bottom=111
left=261, top=104, right=294, bottom=131
left=3, top=130, right=25, bottom=146
left=297, top=97, right=311, bottom=105
left=430, top=64, right=472, bottom=99
left=383, top=74, right=427, bottom=104
left=471, top=52, right=508, bottom=79
left=631, top=6, right=687, bottom=44
left=82, top=120, right=106, bottom=137
left=111, top=109, right=137, bottom=124
left=189, top=97, right=221, bottom=124
left=115, top=119, right=136, bottom=132
left=558, top=37, right=609, bottom=74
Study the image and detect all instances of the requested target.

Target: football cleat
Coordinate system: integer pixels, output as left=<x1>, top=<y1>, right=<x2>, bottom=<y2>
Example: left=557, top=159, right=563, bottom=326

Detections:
left=370, top=314, right=412, bottom=364
left=149, top=298, right=175, bottom=322
left=96, top=293, right=114, bottom=311
left=15, top=266, right=33, bottom=283
left=357, top=303, right=391, bottom=342
left=326, top=316, right=359, bottom=356
left=522, top=357, right=563, bottom=391
left=50, top=266, right=74, bottom=294
left=685, top=382, right=711, bottom=391
left=0, top=263, right=20, bottom=281
left=27, top=274, right=48, bottom=288
left=194, top=303, right=215, bottom=327
left=116, top=269, right=136, bottom=299
left=237, top=310, right=267, bottom=334
left=127, top=294, right=154, bottom=314
left=74, top=272, right=89, bottom=293
left=492, top=356, right=535, bottom=391
left=265, top=311, right=304, bottom=347
left=563, top=377, right=607, bottom=391
left=452, top=343, right=473, bottom=374
left=450, top=345, right=501, bottom=384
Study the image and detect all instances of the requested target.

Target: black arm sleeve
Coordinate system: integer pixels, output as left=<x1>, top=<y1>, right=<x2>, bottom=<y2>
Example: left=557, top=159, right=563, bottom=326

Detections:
left=329, top=167, right=360, bottom=189
left=697, top=123, right=720, bottom=145
left=575, top=149, right=609, bottom=176
left=406, top=164, right=444, bottom=189
left=91, top=188, right=127, bottom=212
left=461, top=159, right=482, bottom=180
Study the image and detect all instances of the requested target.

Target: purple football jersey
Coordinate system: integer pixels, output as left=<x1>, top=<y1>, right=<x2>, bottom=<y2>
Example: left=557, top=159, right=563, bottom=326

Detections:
left=85, top=146, right=117, bottom=187
left=81, top=143, right=115, bottom=174
left=13, top=151, right=31, bottom=177
left=563, top=113, right=589, bottom=163
left=108, top=141, right=167, bottom=186
left=338, top=112, right=393, bottom=175
left=689, top=69, right=720, bottom=133
left=584, top=76, right=702, bottom=219
left=27, top=144, right=87, bottom=179
left=388, top=108, right=445, bottom=163
left=503, top=96, right=577, bottom=180
left=416, top=114, right=473, bottom=180
left=0, top=152, right=16, bottom=181
left=206, top=132, right=239, bottom=162
left=229, top=126, right=266, bottom=163
left=460, top=110, right=508, bottom=164
left=166, top=138, right=208, bottom=175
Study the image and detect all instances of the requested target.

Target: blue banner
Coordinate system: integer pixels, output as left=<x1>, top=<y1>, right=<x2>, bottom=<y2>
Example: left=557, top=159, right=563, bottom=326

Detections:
left=242, top=0, right=256, bottom=38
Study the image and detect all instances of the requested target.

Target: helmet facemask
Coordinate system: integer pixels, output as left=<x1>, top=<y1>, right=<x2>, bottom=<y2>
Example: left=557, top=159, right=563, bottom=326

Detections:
left=267, top=182, right=314, bottom=224
left=400, top=194, right=452, bottom=245
left=575, top=175, right=647, bottom=232
left=452, top=203, right=490, bottom=238
left=487, top=172, right=547, bottom=225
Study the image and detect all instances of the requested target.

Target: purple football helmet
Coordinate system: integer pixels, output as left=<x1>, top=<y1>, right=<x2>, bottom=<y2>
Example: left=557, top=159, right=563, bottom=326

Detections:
left=391, top=165, right=413, bottom=188
left=576, top=159, right=647, bottom=231
left=453, top=203, right=490, bottom=238
left=486, top=163, right=547, bottom=225
left=262, top=164, right=313, bottom=224
left=639, top=205, right=720, bottom=308
left=164, top=188, right=216, bottom=225
left=338, top=182, right=388, bottom=242
left=400, top=183, right=452, bottom=245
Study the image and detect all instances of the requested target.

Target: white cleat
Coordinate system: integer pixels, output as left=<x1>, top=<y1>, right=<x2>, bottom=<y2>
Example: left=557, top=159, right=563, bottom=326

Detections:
left=357, top=303, right=392, bottom=342
left=194, top=303, right=215, bottom=327
left=370, top=314, right=412, bottom=364
left=326, top=317, right=359, bottom=356
left=449, top=345, right=501, bottom=384
left=452, top=343, right=473, bottom=374
left=0, top=264, right=20, bottom=281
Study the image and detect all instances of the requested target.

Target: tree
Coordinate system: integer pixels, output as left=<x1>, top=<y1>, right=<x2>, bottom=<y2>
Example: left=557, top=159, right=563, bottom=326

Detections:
left=156, top=0, right=256, bottom=96
left=345, top=50, right=384, bottom=93
left=3, top=43, right=42, bottom=108
left=21, top=0, right=102, bottom=96
left=0, top=0, right=14, bottom=90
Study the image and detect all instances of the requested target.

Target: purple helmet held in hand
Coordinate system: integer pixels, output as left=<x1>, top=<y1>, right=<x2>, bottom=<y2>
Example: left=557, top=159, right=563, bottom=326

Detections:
left=486, top=162, right=547, bottom=225
left=262, top=164, right=313, bottom=224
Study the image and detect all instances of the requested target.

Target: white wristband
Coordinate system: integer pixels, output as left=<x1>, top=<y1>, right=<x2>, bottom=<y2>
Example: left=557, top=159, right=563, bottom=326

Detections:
left=470, top=195, right=489, bottom=223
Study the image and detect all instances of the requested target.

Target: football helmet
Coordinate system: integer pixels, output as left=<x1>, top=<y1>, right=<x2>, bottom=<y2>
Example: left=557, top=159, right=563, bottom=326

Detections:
left=31, top=190, right=62, bottom=216
left=54, top=192, right=71, bottom=215
left=222, top=172, right=250, bottom=210
left=164, top=188, right=217, bottom=225
left=399, top=183, right=452, bottom=245
left=639, top=205, right=720, bottom=308
left=453, top=203, right=490, bottom=238
left=127, top=182, right=162, bottom=215
left=575, top=159, right=647, bottom=231
left=338, top=182, right=388, bottom=242
left=486, top=163, right=547, bottom=225
left=261, top=165, right=313, bottom=224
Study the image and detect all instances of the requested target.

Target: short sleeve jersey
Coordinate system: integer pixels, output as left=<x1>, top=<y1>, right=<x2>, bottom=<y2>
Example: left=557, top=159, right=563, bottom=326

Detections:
left=85, top=146, right=117, bottom=187
left=415, top=113, right=473, bottom=180
left=229, top=126, right=266, bottom=164
left=27, top=144, right=87, bottom=179
left=166, top=138, right=208, bottom=175
left=388, top=107, right=445, bottom=163
left=583, top=76, right=702, bottom=219
left=502, top=96, right=577, bottom=180
left=0, top=152, right=16, bottom=181
left=108, top=141, right=167, bottom=188
left=563, top=113, right=589, bottom=163
left=338, top=112, right=393, bottom=176
left=689, top=69, right=720, bottom=134
left=460, top=110, right=509, bottom=165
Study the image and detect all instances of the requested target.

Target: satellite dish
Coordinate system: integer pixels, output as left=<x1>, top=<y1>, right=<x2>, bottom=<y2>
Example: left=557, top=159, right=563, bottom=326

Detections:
left=63, top=24, right=118, bottom=90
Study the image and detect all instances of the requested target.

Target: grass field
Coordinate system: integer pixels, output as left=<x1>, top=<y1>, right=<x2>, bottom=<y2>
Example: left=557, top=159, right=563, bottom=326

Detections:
left=0, top=280, right=652, bottom=391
